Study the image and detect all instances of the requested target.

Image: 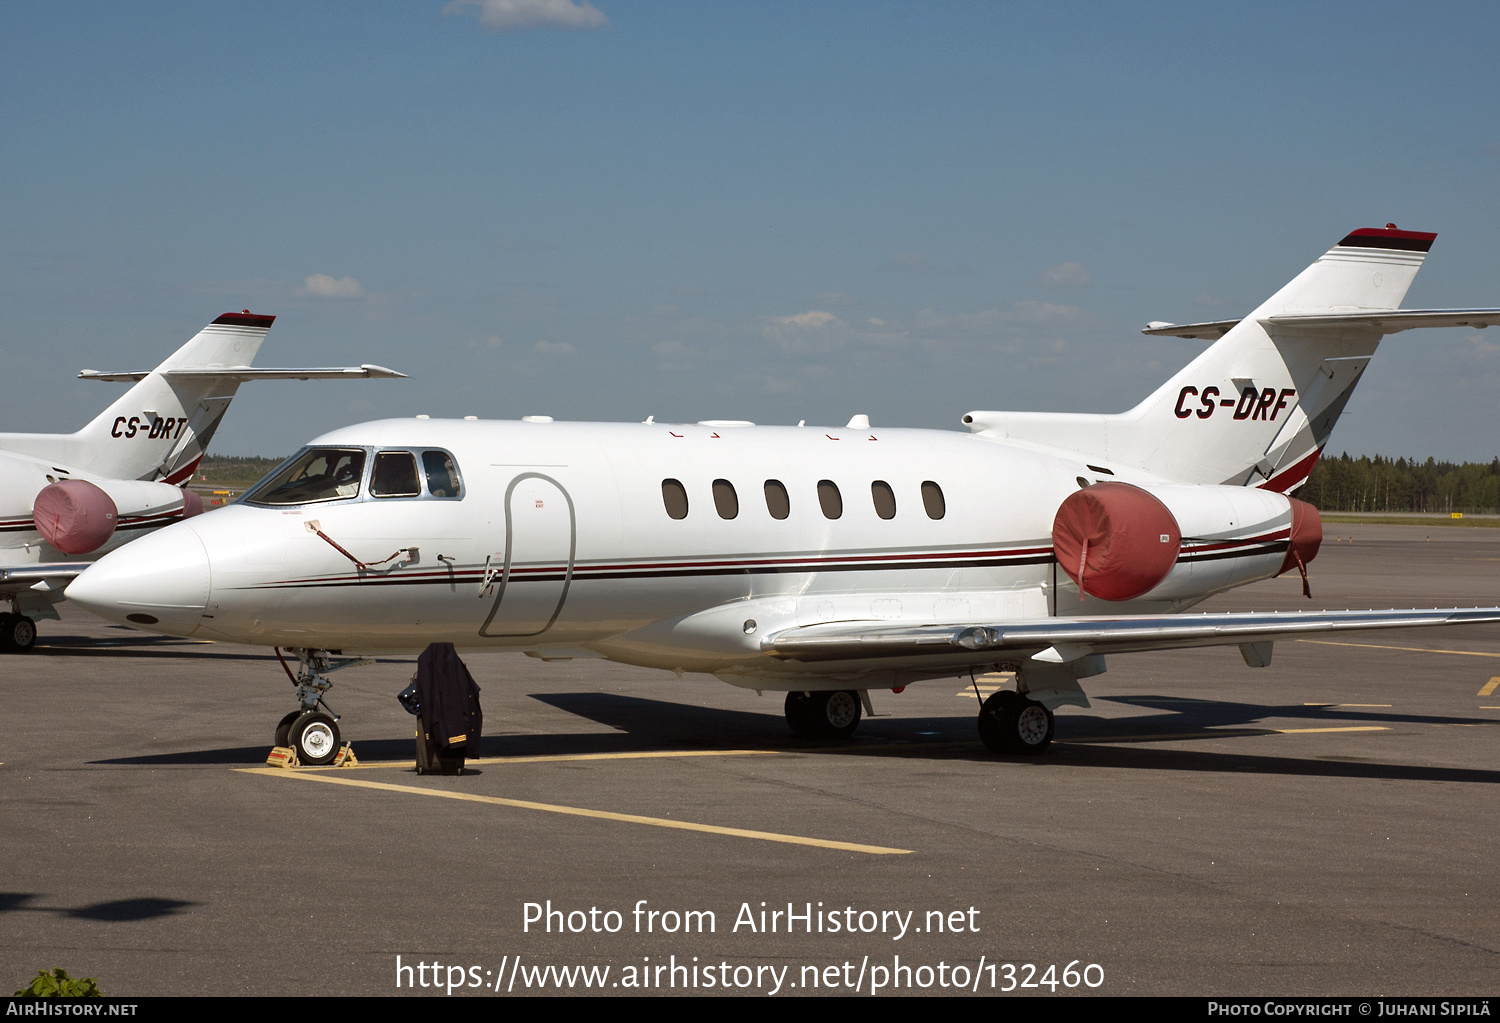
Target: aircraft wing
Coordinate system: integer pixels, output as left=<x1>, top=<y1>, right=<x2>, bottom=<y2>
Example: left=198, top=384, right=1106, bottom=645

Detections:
left=1141, top=308, right=1500, bottom=340
left=78, top=365, right=408, bottom=382
left=0, top=564, right=91, bottom=597
left=761, top=608, right=1500, bottom=663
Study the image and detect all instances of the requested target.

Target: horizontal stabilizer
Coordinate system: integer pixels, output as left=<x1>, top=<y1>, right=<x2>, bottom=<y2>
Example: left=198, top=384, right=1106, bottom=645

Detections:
left=78, top=364, right=407, bottom=382
left=1143, top=309, right=1500, bottom=340
left=763, top=607, right=1500, bottom=662
left=1141, top=319, right=1241, bottom=340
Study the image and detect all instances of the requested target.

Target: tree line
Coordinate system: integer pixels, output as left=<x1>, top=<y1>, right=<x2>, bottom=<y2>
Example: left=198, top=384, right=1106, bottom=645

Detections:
left=1296, top=453, right=1500, bottom=514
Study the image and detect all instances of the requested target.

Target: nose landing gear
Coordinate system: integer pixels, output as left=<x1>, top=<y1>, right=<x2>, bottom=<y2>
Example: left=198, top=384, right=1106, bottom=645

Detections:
left=273, top=647, right=370, bottom=765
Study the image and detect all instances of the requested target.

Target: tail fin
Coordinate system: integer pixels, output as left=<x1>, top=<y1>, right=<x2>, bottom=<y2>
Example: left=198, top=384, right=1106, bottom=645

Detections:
left=0, top=312, right=274, bottom=481
left=963, top=227, right=1466, bottom=489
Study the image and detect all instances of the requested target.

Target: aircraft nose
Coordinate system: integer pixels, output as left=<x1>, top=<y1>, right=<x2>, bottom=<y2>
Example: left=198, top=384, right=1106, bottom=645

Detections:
left=66, top=523, right=211, bottom=635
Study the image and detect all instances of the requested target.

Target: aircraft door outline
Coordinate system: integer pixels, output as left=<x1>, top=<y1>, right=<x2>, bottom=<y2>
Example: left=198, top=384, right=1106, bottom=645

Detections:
left=478, top=472, right=576, bottom=638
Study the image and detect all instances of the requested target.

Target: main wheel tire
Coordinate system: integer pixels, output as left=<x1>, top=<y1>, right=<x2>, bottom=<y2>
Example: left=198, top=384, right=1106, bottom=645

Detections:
left=274, top=711, right=301, bottom=748
left=0, top=614, right=36, bottom=653
left=1005, top=697, right=1054, bottom=755
left=288, top=710, right=341, bottom=765
left=784, top=691, right=819, bottom=737
left=978, top=691, right=1053, bottom=755
left=977, top=690, right=1020, bottom=754
left=819, top=689, right=862, bottom=739
left=785, top=689, right=862, bottom=739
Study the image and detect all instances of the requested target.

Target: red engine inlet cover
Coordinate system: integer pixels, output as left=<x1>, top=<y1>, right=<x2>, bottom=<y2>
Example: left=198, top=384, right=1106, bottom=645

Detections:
left=180, top=487, right=204, bottom=519
left=1052, top=482, right=1182, bottom=601
left=33, top=480, right=119, bottom=554
left=1279, top=498, right=1323, bottom=577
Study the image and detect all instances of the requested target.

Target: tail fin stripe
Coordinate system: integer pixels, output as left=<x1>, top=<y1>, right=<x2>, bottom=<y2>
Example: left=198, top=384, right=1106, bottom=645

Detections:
left=1337, top=228, right=1436, bottom=252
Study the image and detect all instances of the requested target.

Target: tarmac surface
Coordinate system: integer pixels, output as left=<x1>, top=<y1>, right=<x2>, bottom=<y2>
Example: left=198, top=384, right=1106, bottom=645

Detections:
left=3, top=523, right=1498, bottom=997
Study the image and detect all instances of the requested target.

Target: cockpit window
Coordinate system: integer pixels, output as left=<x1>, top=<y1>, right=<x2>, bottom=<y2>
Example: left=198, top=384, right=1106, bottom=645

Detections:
left=422, top=451, right=462, bottom=498
left=371, top=451, right=422, bottom=498
left=247, top=448, right=366, bottom=506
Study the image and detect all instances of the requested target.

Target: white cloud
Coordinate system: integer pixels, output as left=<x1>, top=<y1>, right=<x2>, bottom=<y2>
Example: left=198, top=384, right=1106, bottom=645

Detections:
left=298, top=274, right=363, bottom=299
left=772, top=310, right=838, bottom=329
left=762, top=309, right=910, bottom=354
left=534, top=340, right=575, bottom=354
left=444, top=0, right=609, bottom=33
left=1034, top=261, right=1092, bottom=288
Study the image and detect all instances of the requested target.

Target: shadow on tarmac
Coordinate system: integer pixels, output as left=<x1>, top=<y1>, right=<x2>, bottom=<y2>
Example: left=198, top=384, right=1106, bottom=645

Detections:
left=88, top=691, right=1500, bottom=784
left=0, top=892, right=195, bottom=921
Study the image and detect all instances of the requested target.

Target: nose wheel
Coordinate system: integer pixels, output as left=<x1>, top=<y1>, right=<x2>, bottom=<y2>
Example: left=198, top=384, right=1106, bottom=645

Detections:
left=977, top=690, right=1054, bottom=755
left=287, top=711, right=341, bottom=765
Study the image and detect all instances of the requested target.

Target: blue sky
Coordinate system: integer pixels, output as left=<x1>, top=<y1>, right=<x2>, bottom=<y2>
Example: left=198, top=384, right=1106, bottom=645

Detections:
left=3, top=1, right=1499, bottom=459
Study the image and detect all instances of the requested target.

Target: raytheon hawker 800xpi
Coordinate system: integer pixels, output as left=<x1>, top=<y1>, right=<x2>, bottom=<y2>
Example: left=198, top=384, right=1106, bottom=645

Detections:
left=68, top=227, right=1500, bottom=763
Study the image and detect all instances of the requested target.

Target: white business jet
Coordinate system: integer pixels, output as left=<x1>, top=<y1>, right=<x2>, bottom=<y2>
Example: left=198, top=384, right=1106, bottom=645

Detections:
left=68, top=228, right=1500, bottom=763
left=0, top=311, right=404, bottom=651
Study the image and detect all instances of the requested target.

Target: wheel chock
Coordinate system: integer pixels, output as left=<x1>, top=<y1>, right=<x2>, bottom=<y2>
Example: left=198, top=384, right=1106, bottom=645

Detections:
left=266, top=746, right=300, bottom=769
left=333, top=743, right=358, bottom=767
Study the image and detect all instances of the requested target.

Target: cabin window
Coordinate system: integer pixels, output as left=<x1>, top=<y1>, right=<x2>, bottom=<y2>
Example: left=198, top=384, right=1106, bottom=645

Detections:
left=922, top=481, right=946, bottom=519
left=371, top=451, right=422, bottom=498
left=712, top=479, right=739, bottom=519
left=817, top=480, right=843, bottom=519
left=871, top=480, right=897, bottom=520
left=763, top=480, right=790, bottom=520
left=248, top=447, right=366, bottom=506
left=662, top=479, right=689, bottom=520
left=422, top=450, right=463, bottom=497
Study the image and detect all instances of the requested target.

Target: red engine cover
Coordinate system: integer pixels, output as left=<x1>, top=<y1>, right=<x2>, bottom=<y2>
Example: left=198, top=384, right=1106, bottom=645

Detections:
left=33, top=480, right=119, bottom=554
left=1052, top=482, right=1182, bottom=601
left=180, top=487, right=204, bottom=519
left=1279, top=498, right=1323, bottom=576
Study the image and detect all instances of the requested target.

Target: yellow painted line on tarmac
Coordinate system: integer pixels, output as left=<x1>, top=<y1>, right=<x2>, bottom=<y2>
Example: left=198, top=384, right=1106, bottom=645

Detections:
left=1278, top=726, right=1390, bottom=734
left=1297, top=640, right=1500, bottom=659
left=236, top=768, right=911, bottom=855
left=304, top=749, right=782, bottom=771
left=1479, top=677, right=1500, bottom=697
left=1305, top=703, right=1391, bottom=707
left=1065, top=725, right=1388, bottom=744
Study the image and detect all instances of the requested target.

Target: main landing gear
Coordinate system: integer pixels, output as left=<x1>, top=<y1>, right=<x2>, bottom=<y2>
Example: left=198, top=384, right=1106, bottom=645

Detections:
left=977, top=690, right=1055, bottom=756
left=274, top=648, right=372, bottom=765
left=0, top=612, right=37, bottom=653
left=784, top=689, right=863, bottom=739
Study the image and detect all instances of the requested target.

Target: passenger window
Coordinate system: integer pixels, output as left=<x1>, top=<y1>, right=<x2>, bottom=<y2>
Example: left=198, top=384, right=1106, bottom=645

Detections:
left=712, top=479, right=738, bottom=519
left=422, top=450, right=462, bottom=498
left=371, top=451, right=421, bottom=498
left=249, top=447, right=366, bottom=506
left=817, top=480, right=843, bottom=519
left=763, top=480, right=789, bottom=520
left=662, top=479, right=689, bottom=520
left=871, top=480, right=896, bottom=520
left=922, top=481, right=946, bottom=519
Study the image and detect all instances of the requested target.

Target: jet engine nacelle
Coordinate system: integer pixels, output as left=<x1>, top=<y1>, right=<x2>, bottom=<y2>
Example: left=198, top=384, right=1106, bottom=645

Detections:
left=1053, top=481, right=1321, bottom=602
left=33, top=478, right=201, bottom=555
